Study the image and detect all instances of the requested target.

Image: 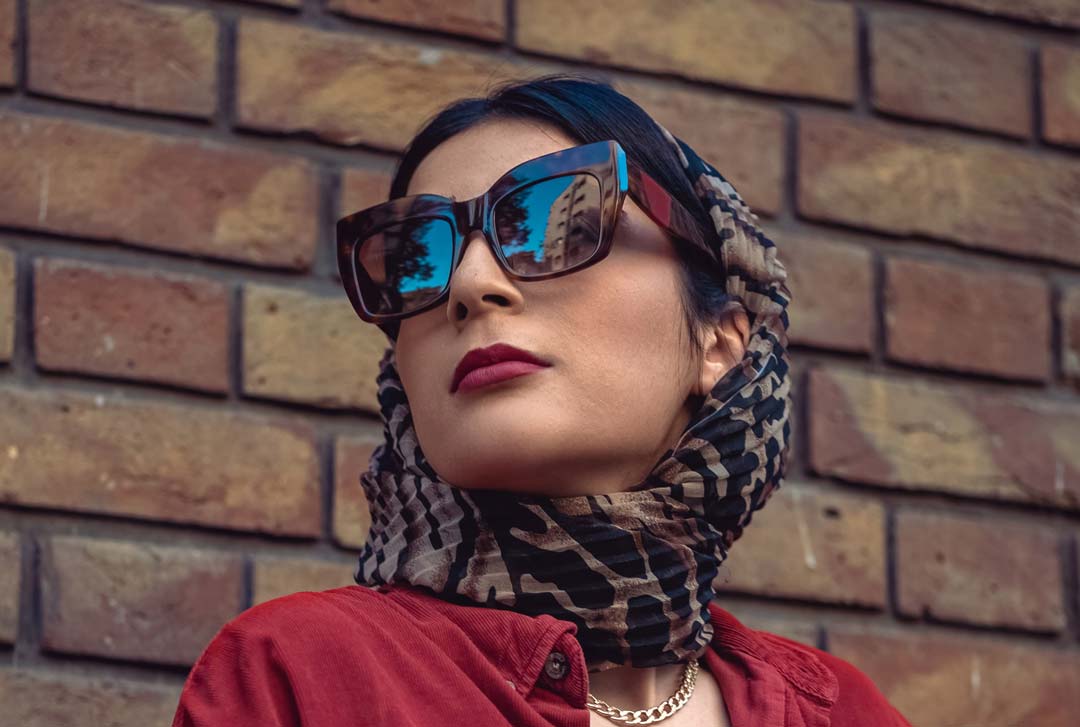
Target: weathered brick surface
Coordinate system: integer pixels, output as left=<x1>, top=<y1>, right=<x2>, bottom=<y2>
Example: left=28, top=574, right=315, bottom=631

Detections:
left=40, top=535, right=243, bottom=666
left=919, top=0, right=1080, bottom=29
left=0, top=246, right=13, bottom=362
left=884, top=257, right=1051, bottom=381
left=870, top=10, right=1030, bottom=137
left=1042, top=43, right=1080, bottom=149
left=0, top=0, right=14, bottom=87
left=237, top=0, right=299, bottom=6
left=798, top=113, right=1080, bottom=266
left=236, top=17, right=530, bottom=149
left=242, top=283, right=386, bottom=411
left=0, top=386, right=321, bottom=535
left=720, top=602, right=819, bottom=648
left=253, top=555, right=357, bottom=606
left=1064, top=284, right=1080, bottom=382
left=0, top=668, right=181, bottom=727
left=33, top=258, right=230, bottom=393
left=828, top=626, right=1080, bottom=726
left=0, top=530, right=18, bottom=644
left=27, top=0, right=217, bottom=117
left=780, top=232, right=873, bottom=353
left=517, top=0, right=855, bottom=103
left=0, top=111, right=318, bottom=269
left=339, top=166, right=394, bottom=220
left=718, top=482, right=886, bottom=608
left=334, top=435, right=376, bottom=549
left=808, top=367, right=1080, bottom=509
left=895, top=509, right=1065, bottom=631
left=612, top=79, right=785, bottom=215
left=326, top=0, right=505, bottom=42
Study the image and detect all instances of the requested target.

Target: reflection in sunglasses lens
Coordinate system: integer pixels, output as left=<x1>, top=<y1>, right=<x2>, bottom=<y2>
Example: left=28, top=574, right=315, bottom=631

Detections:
left=356, top=173, right=604, bottom=318
left=494, top=174, right=602, bottom=275
left=356, top=217, right=454, bottom=316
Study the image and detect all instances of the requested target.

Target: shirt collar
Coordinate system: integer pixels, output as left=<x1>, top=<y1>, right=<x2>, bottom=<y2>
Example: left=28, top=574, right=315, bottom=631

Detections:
left=705, top=601, right=838, bottom=727
left=377, top=583, right=587, bottom=704
left=378, top=584, right=838, bottom=722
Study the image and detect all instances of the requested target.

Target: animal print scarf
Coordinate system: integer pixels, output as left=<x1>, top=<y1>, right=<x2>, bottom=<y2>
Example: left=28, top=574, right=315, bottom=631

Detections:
left=353, top=123, right=794, bottom=672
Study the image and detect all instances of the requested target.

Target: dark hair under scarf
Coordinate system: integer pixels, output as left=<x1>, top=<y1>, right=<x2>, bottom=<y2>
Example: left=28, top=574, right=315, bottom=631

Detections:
left=353, top=121, right=794, bottom=673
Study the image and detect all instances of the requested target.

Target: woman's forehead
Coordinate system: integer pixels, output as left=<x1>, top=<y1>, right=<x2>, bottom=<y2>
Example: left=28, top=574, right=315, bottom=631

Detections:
left=405, top=120, right=580, bottom=201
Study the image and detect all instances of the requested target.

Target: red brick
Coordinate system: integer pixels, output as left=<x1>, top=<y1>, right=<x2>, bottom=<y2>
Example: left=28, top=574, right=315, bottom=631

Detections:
left=340, top=81, right=788, bottom=218
left=613, top=79, right=786, bottom=216
left=919, top=0, right=1080, bottom=29
left=781, top=232, right=873, bottom=354
left=340, top=166, right=394, bottom=220
left=798, top=113, right=1080, bottom=266
left=40, top=535, right=243, bottom=666
left=33, top=258, right=229, bottom=393
left=808, top=367, right=1080, bottom=509
left=828, top=626, right=1080, bottom=726
left=718, top=482, right=886, bottom=608
left=870, top=10, right=1030, bottom=138
left=719, top=602, right=819, bottom=648
left=516, top=0, right=855, bottom=103
left=896, top=509, right=1065, bottom=631
left=0, top=0, right=14, bottom=87
left=0, top=386, right=321, bottom=536
left=27, top=0, right=216, bottom=117
left=236, top=17, right=530, bottom=149
left=884, top=257, right=1051, bottom=381
left=326, top=0, right=505, bottom=42
left=242, top=283, right=387, bottom=411
left=334, top=435, right=376, bottom=549
left=0, top=246, right=13, bottom=363
left=1064, top=284, right=1080, bottom=383
left=0, top=110, right=318, bottom=269
left=0, top=668, right=181, bottom=727
left=0, top=530, right=18, bottom=644
left=252, top=556, right=357, bottom=606
left=1042, top=43, right=1080, bottom=149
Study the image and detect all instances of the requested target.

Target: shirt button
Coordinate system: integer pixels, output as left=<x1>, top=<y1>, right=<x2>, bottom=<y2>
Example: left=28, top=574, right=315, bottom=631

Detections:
left=544, top=650, right=569, bottom=680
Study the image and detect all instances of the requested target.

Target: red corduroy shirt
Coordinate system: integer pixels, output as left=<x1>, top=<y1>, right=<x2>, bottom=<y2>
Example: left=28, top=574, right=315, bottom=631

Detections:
left=172, top=582, right=913, bottom=727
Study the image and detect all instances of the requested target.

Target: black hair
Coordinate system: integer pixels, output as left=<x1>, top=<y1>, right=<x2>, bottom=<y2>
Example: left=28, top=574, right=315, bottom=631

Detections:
left=384, top=72, right=742, bottom=356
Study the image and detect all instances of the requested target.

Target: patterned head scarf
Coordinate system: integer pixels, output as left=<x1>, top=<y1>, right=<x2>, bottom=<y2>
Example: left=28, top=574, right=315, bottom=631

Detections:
left=353, top=121, right=794, bottom=672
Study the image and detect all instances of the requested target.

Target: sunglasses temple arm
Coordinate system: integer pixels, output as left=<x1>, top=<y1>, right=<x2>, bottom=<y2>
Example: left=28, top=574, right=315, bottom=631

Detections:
left=626, top=164, right=718, bottom=262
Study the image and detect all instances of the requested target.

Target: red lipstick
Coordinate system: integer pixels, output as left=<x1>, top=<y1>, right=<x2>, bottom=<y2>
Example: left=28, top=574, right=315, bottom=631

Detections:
left=451, top=343, right=551, bottom=394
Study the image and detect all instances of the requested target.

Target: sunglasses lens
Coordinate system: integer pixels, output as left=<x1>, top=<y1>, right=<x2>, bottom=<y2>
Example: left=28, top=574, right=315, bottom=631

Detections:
left=351, top=172, right=606, bottom=320
left=353, top=216, right=455, bottom=317
left=493, top=173, right=603, bottom=275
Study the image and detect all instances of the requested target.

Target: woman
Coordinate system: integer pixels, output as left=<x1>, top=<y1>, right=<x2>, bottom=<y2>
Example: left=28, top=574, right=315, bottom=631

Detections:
left=173, top=74, right=913, bottom=726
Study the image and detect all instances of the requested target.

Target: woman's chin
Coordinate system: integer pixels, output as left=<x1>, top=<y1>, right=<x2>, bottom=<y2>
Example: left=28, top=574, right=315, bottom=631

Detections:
left=438, top=458, right=555, bottom=494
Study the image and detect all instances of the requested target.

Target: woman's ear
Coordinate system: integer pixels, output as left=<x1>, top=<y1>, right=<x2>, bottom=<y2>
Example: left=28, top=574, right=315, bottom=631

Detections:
left=694, top=306, right=750, bottom=398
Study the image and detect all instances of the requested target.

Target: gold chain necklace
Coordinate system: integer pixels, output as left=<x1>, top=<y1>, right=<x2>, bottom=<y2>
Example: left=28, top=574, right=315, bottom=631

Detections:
left=585, top=658, right=699, bottom=725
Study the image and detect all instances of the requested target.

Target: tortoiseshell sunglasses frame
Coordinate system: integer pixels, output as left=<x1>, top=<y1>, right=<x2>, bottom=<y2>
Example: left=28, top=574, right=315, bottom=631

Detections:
left=335, top=139, right=711, bottom=324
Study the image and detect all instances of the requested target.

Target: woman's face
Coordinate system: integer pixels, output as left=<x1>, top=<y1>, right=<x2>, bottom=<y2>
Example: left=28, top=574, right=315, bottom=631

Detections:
left=395, top=119, right=743, bottom=497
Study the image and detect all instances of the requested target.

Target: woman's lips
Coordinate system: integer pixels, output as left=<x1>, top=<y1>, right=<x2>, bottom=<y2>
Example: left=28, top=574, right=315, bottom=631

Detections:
left=454, top=360, right=548, bottom=394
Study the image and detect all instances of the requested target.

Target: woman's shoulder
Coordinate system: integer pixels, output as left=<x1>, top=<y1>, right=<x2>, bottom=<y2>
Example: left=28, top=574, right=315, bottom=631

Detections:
left=708, top=601, right=909, bottom=724
left=211, top=584, right=376, bottom=632
left=749, top=629, right=913, bottom=727
left=232, top=584, right=392, bottom=632
left=173, top=586, right=395, bottom=726
left=200, top=582, right=545, bottom=665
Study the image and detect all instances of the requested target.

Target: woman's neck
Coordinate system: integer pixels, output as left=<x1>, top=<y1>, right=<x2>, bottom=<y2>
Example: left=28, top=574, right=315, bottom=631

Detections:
left=586, top=659, right=731, bottom=727
left=586, top=661, right=687, bottom=712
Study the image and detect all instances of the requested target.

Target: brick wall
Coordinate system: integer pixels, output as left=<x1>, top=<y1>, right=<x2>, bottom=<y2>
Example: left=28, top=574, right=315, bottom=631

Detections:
left=0, top=1, right=1078, bottom=725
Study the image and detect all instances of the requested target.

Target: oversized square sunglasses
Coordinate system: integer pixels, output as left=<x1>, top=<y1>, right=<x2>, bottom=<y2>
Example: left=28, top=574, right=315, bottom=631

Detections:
left=336, top=139, right=710, bottom=323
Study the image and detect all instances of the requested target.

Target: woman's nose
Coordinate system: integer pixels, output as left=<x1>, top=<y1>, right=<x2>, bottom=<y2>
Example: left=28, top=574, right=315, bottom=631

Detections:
left=445, top=230, right=525, bottom=325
